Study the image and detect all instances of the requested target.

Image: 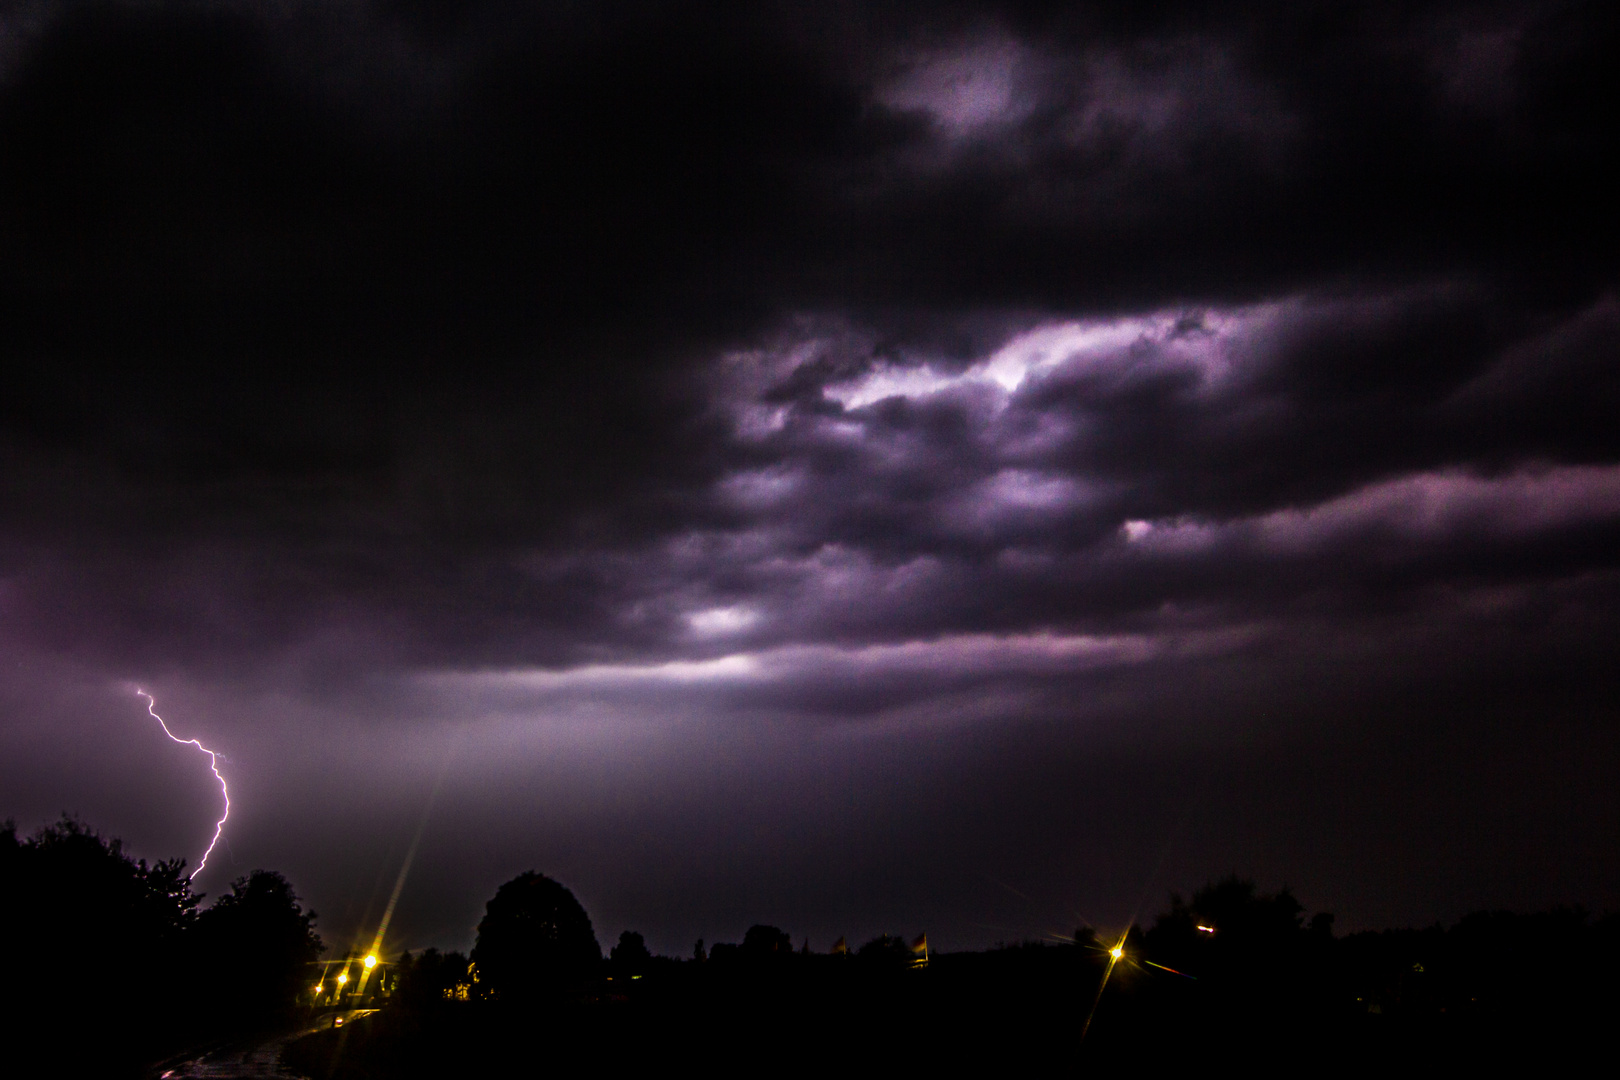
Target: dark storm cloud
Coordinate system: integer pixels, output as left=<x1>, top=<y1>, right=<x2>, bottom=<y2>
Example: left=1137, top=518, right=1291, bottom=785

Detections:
left=4, top=3, right=1614, bottom=576
left=614, top=287, right=1619, bottom=661
left=2, top=2, right=1618, bottom=950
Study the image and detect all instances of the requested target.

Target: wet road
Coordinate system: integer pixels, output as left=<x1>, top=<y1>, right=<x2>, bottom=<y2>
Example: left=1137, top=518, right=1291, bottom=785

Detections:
left=156, top=1011, right=375, bottom=1079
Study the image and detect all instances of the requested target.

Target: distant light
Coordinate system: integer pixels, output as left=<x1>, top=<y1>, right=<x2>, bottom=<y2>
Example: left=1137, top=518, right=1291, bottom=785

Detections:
left=364, top=955, right=378, bottom=970
left=314, top=984, right=324, bottom=994
left=1110, top=946, right=1124, bottom=961
left=336, top=972, right=349, bottom=985
left=1196, top=925, right=1216, bottom=934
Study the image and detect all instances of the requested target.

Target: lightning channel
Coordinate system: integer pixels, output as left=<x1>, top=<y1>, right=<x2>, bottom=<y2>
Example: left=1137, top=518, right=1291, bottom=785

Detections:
left=136, top=689, right=230, bottom=881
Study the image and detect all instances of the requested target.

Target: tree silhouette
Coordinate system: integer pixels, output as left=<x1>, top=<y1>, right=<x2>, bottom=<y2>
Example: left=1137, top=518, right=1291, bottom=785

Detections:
left=855, top=933, right=913, bottom=971
left=470, top=872, right=601, bottom=1000
left=1148, top=876, right=1313, bottom=970
left=4, top=817, right=198, bottom=982
left=195, top=869, right=324, bottom=1021
left=741, top=924, right=792, bottom=957
left=1140, top=875, right=1338, bottom=1040
left=2, top=817, right=202, bottom=1071
left=611, top=930, right=652, bottom=975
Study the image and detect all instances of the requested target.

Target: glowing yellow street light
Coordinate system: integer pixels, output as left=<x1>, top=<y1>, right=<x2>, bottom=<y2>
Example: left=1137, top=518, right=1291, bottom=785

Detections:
left=336, top=972, right=349, bottom=986
left=1083, top=930, right=1133, bottom=1044
left=363, top=955, right=378, bottom=970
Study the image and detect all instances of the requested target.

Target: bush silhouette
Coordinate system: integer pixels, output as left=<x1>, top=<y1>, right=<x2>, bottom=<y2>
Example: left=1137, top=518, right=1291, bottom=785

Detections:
left=395, top=948, right=472, bottom=1009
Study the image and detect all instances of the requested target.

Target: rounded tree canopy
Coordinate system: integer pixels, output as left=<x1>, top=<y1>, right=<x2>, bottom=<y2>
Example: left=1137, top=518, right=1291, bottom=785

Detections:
left=471, top=872, right=601, bottom=998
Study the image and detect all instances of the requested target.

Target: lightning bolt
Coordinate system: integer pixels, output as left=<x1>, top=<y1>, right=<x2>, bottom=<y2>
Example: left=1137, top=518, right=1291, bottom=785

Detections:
left=136, top=689, right=229, bottom=881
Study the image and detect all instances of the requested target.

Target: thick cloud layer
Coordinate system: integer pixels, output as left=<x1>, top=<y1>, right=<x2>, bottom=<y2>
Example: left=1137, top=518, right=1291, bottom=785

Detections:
left=2, top=2, right=1617, bottom=954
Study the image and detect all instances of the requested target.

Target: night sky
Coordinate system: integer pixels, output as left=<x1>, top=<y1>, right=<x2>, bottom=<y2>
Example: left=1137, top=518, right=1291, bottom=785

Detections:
left=3, top=2, right=1617, bottom=960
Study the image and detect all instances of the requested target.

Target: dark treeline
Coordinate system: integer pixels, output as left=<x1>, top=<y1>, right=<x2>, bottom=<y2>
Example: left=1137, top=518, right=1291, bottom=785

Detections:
left=5, top=821, right=1616, bottom=1074
left=288, top=873, right=1620, bottom=1077
left=0, top=817, right=322, bottom=1076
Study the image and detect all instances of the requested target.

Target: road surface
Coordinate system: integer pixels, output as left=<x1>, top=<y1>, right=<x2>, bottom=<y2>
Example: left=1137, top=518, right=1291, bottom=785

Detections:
left=154, top=1010, right=375, bottom=1079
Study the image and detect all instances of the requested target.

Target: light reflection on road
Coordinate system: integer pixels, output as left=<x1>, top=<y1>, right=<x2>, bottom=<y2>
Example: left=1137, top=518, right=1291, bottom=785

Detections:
left=156, top=1010, right=376, bottom=1079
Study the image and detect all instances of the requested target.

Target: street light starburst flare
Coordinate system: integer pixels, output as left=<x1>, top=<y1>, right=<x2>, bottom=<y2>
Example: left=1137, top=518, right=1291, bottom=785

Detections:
left=1080, top=928, right=1133, bottom=1044
left=136, top=689, right=230, bottom=881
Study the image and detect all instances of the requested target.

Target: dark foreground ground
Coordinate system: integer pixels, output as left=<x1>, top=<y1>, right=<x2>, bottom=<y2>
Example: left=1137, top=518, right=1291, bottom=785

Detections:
left=281, top=947, right=1593, bottom=1077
